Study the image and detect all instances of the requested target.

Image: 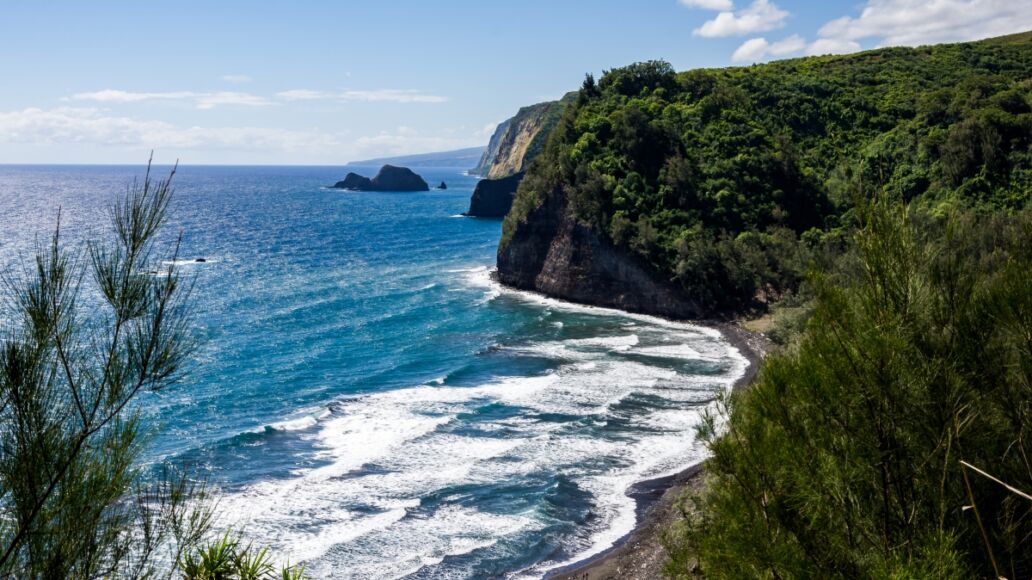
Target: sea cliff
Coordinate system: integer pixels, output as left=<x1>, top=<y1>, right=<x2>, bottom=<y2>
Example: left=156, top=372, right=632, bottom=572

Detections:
left=496, top=189, right=703, bottom=318
left=470, top=98, right=569, bottom=179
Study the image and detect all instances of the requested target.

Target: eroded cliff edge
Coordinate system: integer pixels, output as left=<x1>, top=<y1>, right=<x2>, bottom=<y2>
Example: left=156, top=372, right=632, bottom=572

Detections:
left=471, top=97, right=570, bottom=179
left=496, top=190, right=703, bottom=319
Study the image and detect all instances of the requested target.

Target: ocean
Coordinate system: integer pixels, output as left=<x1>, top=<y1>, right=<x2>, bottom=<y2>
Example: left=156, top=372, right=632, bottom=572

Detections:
left=0, top=164, right=746, bottom=578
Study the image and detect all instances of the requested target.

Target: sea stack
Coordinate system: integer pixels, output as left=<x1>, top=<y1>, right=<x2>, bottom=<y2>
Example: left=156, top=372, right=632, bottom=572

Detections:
left=334, top=172, right=373, bottom=190
left=332, top=164, right=430, bottom=191
left=463, top=172, right=523, bottom=218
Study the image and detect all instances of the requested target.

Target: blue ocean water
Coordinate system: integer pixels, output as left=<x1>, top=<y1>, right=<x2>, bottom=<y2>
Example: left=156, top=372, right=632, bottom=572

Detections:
left=0, top=164, right=746, bottom=579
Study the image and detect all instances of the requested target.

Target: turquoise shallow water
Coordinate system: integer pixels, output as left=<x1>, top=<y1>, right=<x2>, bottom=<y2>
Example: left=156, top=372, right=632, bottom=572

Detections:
left=0, top=164, right=745, bottom=579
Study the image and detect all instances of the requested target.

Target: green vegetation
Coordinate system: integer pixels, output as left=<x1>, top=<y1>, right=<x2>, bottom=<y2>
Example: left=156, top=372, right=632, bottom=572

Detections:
left=504, top=32, right=1032, bottom=314
left=179, top=531, right=307, bottom=580
left=0, top=162, right=304, bottom=579
left=665, top=202, right=1032, bottom=578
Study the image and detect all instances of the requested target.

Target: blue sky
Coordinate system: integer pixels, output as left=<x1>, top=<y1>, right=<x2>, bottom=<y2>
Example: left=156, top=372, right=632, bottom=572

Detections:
left=1, top=0, right=1029, bottom=165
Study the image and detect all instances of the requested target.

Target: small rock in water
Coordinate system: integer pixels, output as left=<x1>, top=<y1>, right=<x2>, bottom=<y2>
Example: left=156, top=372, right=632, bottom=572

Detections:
left=195, top=258, right=207, bottom=263
left=438, top=181, right=447, bottom=190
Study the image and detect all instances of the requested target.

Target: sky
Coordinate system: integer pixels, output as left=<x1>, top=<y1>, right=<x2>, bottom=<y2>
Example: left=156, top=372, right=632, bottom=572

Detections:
left=1, top=0, right=1030, bottom=165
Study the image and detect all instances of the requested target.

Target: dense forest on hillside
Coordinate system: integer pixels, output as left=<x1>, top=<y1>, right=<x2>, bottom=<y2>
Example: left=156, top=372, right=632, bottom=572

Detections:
left=504, top=32, right=1032, bottom=313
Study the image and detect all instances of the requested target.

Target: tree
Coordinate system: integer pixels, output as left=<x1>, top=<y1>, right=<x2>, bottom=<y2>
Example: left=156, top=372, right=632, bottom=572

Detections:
left=664, top=201, right=1032, bottom=578
left=0, top=160, right=306, bottom=579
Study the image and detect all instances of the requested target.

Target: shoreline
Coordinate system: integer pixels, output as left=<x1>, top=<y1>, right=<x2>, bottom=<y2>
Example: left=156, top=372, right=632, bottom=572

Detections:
left=545, top=321, right=769, bottom=580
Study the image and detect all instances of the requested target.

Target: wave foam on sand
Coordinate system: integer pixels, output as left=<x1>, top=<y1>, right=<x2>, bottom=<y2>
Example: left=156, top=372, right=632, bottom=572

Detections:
left=215, top=266, right=748, bottom=578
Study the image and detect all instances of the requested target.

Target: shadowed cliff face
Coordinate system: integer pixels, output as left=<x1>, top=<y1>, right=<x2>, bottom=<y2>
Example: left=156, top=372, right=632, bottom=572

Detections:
left=464, top=172, right=523, bottom=218
left=497, top=190, right=703, bottom=319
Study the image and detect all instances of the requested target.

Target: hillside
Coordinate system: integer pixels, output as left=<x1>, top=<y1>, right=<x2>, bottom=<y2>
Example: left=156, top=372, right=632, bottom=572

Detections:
left=498, top=33, right=1032, bottom=318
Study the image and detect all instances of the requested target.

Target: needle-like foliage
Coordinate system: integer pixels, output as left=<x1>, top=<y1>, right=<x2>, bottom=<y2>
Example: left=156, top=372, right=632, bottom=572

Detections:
left=665, top=201, right=1032, bottom=578
left=0, top=160, right=307, bottom=579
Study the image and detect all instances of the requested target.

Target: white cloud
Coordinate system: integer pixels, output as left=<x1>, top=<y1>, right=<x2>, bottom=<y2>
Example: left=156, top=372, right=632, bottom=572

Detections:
left=0, top=107, right=338, bottom=151
left=732, top=38, right=770, bottom=61
left=476, top=122, right=499, bottom=140
left=342, top=90, right=448, bottom=103
left=70, top=90, right=272, bottom=109
left=732, top=34, right=806, bottom=62
left=679, top=0, right=733, bottom=11
left=694, top=0, right=789, bottom=37
left=275, top=89, right=332, bottom=100
left=815, top=0, right=1032, bottom=51
left=353, top=126, right=481, bottom=158
left=69, top=87, right=449, bottom=109
left=221, top=74, right=252, bottom=83
left=194, top=92, right=272, bottom=110
left=805, top=37, right=863, bottom=55
left=276, top=89, right=448, bottom=104
left=71, top=90, right=195, bottom=103
left=0, top=106, right=491, bottom=163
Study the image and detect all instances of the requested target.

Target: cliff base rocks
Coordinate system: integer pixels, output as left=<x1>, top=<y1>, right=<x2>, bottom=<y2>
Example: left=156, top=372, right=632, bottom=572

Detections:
left=464, top=173, right=523, bottom=218
left=497, top=192, right=702, bottom=319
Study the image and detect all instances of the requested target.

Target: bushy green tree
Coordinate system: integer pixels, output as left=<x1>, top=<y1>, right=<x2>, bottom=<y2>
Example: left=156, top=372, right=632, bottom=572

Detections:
left=665, top=202, right=1032, bottom=578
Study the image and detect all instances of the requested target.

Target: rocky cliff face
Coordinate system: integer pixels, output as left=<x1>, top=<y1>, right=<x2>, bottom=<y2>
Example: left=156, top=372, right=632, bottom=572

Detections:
left=463, top=172, right=523, bottom=218
left=333, top=165, right=429, bottom=191
left=497, top=190, right=704, bottom=319
left=470, top=98, right=568, bottom=178
left=471, top=118, right=512, bottom=176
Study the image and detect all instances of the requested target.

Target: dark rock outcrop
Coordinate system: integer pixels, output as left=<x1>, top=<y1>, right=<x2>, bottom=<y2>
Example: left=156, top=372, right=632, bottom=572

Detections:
left=497, top=191, right=703, bottom=319
left=371, top=165, right=429, bottom=191
left=438, top=181, right=447, bottom=190
left=332, top=165, right=429, bottom=191
left=464, top=172, right=523, bottom=218
left=333, top=172, right=373, bottom=190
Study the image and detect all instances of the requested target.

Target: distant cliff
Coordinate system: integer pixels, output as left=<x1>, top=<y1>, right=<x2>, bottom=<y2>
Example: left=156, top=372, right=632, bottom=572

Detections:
left=470, top=97, right=571, bottom=179
left=346, top=146, right=485, bottom=169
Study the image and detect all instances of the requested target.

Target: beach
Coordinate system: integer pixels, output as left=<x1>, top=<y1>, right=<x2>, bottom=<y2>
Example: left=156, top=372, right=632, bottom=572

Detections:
left=548, top=322, right=770, bottom=580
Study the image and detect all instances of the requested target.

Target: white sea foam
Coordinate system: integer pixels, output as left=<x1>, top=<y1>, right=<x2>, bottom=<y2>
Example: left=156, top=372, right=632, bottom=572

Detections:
left=265, top=407, right=332, bottom=432
left=215, top=272, right=750, bottom=578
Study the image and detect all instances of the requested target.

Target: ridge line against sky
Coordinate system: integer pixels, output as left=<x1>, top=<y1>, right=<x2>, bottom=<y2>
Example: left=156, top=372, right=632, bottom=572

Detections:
left=1, top=0, right=1030, bottom=165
